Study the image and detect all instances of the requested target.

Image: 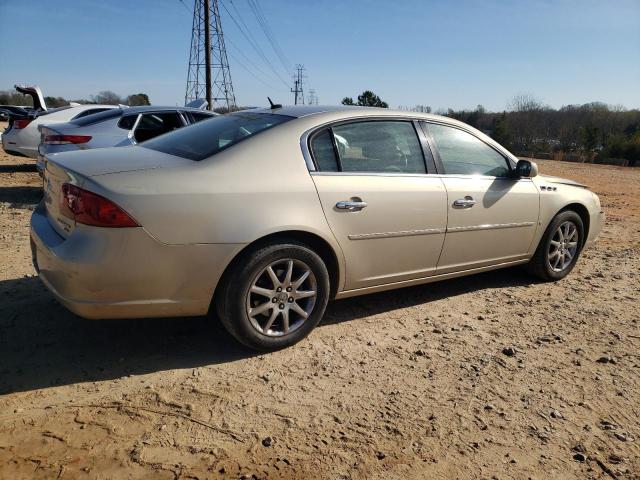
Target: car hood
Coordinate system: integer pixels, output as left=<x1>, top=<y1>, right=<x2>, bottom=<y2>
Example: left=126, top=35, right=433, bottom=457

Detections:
left=46, top=145, right=192, bottom=177
left=538, top=174, right=588, bottom=188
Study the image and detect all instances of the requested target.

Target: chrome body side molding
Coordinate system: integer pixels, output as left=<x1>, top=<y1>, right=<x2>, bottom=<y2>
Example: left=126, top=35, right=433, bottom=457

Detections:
left=348, top=222, right=534, bottom=240
left=348, top=228, right=446, bottom=240
left=446, top=221, right=535, bottom=233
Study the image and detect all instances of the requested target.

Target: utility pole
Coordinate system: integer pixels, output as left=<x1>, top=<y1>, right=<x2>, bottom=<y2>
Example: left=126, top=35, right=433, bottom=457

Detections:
left=203, top=0, right=212, bottom=109
left=185, top=0, right=236, bottom=111
left=291, top=64, right=305, bottom=105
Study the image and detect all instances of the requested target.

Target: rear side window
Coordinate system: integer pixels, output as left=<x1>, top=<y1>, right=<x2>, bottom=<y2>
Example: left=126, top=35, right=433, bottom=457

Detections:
left=142, top=112, right=293, bottom=161
left=428, top=123, right=511, bottom=177
left=310, top=130, right=339, bottom=171
left=118, top=115, right=138, bottom=130
left=316, top=121, right=426, bottom=173
left=134, top=112, right=183, bottom=143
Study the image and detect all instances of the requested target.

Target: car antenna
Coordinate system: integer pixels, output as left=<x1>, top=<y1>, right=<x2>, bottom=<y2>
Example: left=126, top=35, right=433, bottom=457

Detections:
left=268, top=97, right=282, bottom=109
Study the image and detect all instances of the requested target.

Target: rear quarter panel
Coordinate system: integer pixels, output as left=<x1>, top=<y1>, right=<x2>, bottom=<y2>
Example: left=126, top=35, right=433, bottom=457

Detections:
left=86, top=122, right=345, bottom=279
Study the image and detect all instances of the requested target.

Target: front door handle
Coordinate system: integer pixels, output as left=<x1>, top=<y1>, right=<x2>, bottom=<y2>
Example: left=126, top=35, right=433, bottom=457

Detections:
left=453, top=196, right=476, bottom=208
left=336, top=200, right=368, bottom=211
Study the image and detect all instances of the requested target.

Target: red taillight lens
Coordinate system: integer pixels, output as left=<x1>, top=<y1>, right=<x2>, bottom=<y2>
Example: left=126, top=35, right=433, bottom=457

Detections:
left=13, top=119, right=32, bottom=129
left=61, top=184, right=139, bottom=228
left=44, top=135, right=92, bottom=145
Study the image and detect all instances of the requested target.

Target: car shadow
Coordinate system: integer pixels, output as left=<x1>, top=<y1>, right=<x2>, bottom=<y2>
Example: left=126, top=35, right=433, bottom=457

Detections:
left=0, top=163, right=38, bottom=173
left=323, top=267, right=537, bottom=325
left=0, top=276, right=253, bottom=395
left=0, top=268, right=538, bottom=394
left=0, top=186, right=42, bottom=207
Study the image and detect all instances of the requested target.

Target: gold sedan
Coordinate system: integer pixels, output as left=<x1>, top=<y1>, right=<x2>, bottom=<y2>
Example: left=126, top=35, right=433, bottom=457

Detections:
left=30, top=106, right=604, bottom=350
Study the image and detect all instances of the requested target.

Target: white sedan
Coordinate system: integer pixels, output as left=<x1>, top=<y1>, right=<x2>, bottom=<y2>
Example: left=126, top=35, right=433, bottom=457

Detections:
left=2, top=104, right=117, bottom=158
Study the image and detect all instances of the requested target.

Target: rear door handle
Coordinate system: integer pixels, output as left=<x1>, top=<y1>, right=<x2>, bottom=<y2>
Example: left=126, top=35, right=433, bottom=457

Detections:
left=453, top=196, right=476, bottom=208
left=336, top=200, right=368, bottom=211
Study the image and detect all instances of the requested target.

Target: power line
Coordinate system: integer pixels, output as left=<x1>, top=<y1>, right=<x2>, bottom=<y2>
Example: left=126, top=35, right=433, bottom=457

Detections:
left=223, top=0, right=291, bottom=87
left=245, top=0, right=291, bottom=74
left=218, top=0, right=291, bottom=88
left=225, top=36, right=281, bottom=87
left=177, top=0, right=192, bottom=14
left=227, top=50, right=286, bottom=92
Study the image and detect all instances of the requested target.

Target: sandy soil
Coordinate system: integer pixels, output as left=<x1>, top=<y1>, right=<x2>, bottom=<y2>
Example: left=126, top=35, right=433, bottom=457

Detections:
left=1, top=124, right=639, bottom=479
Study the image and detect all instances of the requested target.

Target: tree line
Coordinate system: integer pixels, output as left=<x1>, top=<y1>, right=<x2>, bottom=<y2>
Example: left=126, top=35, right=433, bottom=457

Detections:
left=402, top=94, right=640, bottom=167
left=0, top=89, right=151, bottom=108
left=430, top=95, right=640, bottom=166
left=345, top=90, right=640, bottom=167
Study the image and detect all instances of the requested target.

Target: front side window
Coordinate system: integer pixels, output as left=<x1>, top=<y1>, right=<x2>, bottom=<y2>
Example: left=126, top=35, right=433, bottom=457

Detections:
left=428, top=123, right=511, bottom=177
left=142, top=112, right=293, bottom=161
left=314, top=121, right=426, bottom=173
left=134, top=112, right=183, bottom=143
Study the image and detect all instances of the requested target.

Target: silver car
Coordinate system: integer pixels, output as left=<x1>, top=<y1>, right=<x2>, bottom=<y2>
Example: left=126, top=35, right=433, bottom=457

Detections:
left=36, top=105, right=217, bottom=173
left=30, top=106, right=605, bottom=351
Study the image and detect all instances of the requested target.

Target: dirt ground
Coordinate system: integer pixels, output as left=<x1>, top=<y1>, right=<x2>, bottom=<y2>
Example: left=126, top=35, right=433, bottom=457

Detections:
left=0, top=123, right=639, bottom=479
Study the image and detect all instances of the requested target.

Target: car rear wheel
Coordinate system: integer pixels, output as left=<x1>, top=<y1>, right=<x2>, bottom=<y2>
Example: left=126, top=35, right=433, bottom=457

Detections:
left=527, top=210, right=584, bottom=281
left=216, top=241, right=330, bottom=351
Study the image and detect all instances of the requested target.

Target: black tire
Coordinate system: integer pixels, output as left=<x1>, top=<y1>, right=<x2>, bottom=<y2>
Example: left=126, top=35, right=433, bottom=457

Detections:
left=216, top=240, right=330, bottom=351
left=527, top=210, right=584, bottom=281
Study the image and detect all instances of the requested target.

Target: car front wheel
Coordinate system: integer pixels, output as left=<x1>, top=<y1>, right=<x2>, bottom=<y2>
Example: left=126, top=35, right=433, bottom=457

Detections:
left=216, top=241, right=330, bottom=351
left=527, top=210, right=584, bottom=281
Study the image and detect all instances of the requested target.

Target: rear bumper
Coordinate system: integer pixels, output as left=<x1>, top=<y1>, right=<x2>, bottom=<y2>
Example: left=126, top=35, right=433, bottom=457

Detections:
left=30, top=202, right=242, bottom=319
left=2, top=134, right=36, bottom=158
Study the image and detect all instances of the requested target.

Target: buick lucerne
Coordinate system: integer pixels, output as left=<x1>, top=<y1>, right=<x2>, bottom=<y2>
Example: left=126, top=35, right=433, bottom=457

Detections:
left=30, top=106, right=605, bottom=350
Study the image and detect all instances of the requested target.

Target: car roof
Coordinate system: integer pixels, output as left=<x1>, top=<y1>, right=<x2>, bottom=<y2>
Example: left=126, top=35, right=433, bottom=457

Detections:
left=244, top=105, right=363, bottom=118
left=120, top=105, right=216, bottom=115
left=243, top=104, right=466, bottom=128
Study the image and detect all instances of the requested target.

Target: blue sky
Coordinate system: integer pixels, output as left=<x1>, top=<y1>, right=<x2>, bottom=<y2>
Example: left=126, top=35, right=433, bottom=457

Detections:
left=1, top=0, right=638, bottom=111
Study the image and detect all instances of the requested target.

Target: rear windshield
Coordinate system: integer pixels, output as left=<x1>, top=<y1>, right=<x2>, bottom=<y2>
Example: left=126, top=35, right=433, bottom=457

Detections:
left=71, top=108, right=122, bottom=126
left=141, top=112, right=293, bottom=161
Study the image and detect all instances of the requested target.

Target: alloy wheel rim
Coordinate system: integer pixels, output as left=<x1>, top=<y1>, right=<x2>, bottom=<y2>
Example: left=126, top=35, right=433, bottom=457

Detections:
left=246, top=259, right=317, bottom=337
left=548, top=221, right=579, bottom=272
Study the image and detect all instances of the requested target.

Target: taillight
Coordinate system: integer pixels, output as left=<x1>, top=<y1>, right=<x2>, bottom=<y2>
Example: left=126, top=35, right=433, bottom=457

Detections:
left=61, top=184, right=139, bottom=228
left=13, top=119, right=32, bottom=129
left=44, top=135, right=92, bottom=145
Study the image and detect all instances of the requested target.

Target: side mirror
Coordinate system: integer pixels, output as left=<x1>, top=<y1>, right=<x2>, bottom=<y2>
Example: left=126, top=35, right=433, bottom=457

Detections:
left=515, top=159, right=538, bottom=178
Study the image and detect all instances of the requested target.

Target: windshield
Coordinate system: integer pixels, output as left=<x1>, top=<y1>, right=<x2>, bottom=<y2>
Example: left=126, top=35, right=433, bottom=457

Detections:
left=141, top=112, right=293, bottom=161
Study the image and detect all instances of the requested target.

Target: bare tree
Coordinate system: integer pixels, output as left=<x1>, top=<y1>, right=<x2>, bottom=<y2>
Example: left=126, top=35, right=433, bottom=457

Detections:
left=91, top=90, right=123, bottom=105
left=508, top=93, right=543, bottom=112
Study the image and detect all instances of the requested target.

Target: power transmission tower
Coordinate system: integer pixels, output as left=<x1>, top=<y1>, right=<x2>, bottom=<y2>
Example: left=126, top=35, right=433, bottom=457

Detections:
left=307, top=89, right=318, bottom=105
left=185, top=0, right=236, bottom=111
left=291, top=64, right=305, bottom=105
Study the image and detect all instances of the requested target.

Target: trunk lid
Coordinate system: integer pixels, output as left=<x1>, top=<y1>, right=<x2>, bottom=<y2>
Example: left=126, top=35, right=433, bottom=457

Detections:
left=15, top=84, right=47, bottom=111
left=44, top=145, right=192, bottom=178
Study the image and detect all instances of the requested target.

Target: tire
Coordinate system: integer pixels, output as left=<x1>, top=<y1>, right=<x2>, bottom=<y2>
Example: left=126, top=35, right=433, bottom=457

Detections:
left=216, top=240, right=330, bottom=351
left=527, top=210, right=584, bottom=281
